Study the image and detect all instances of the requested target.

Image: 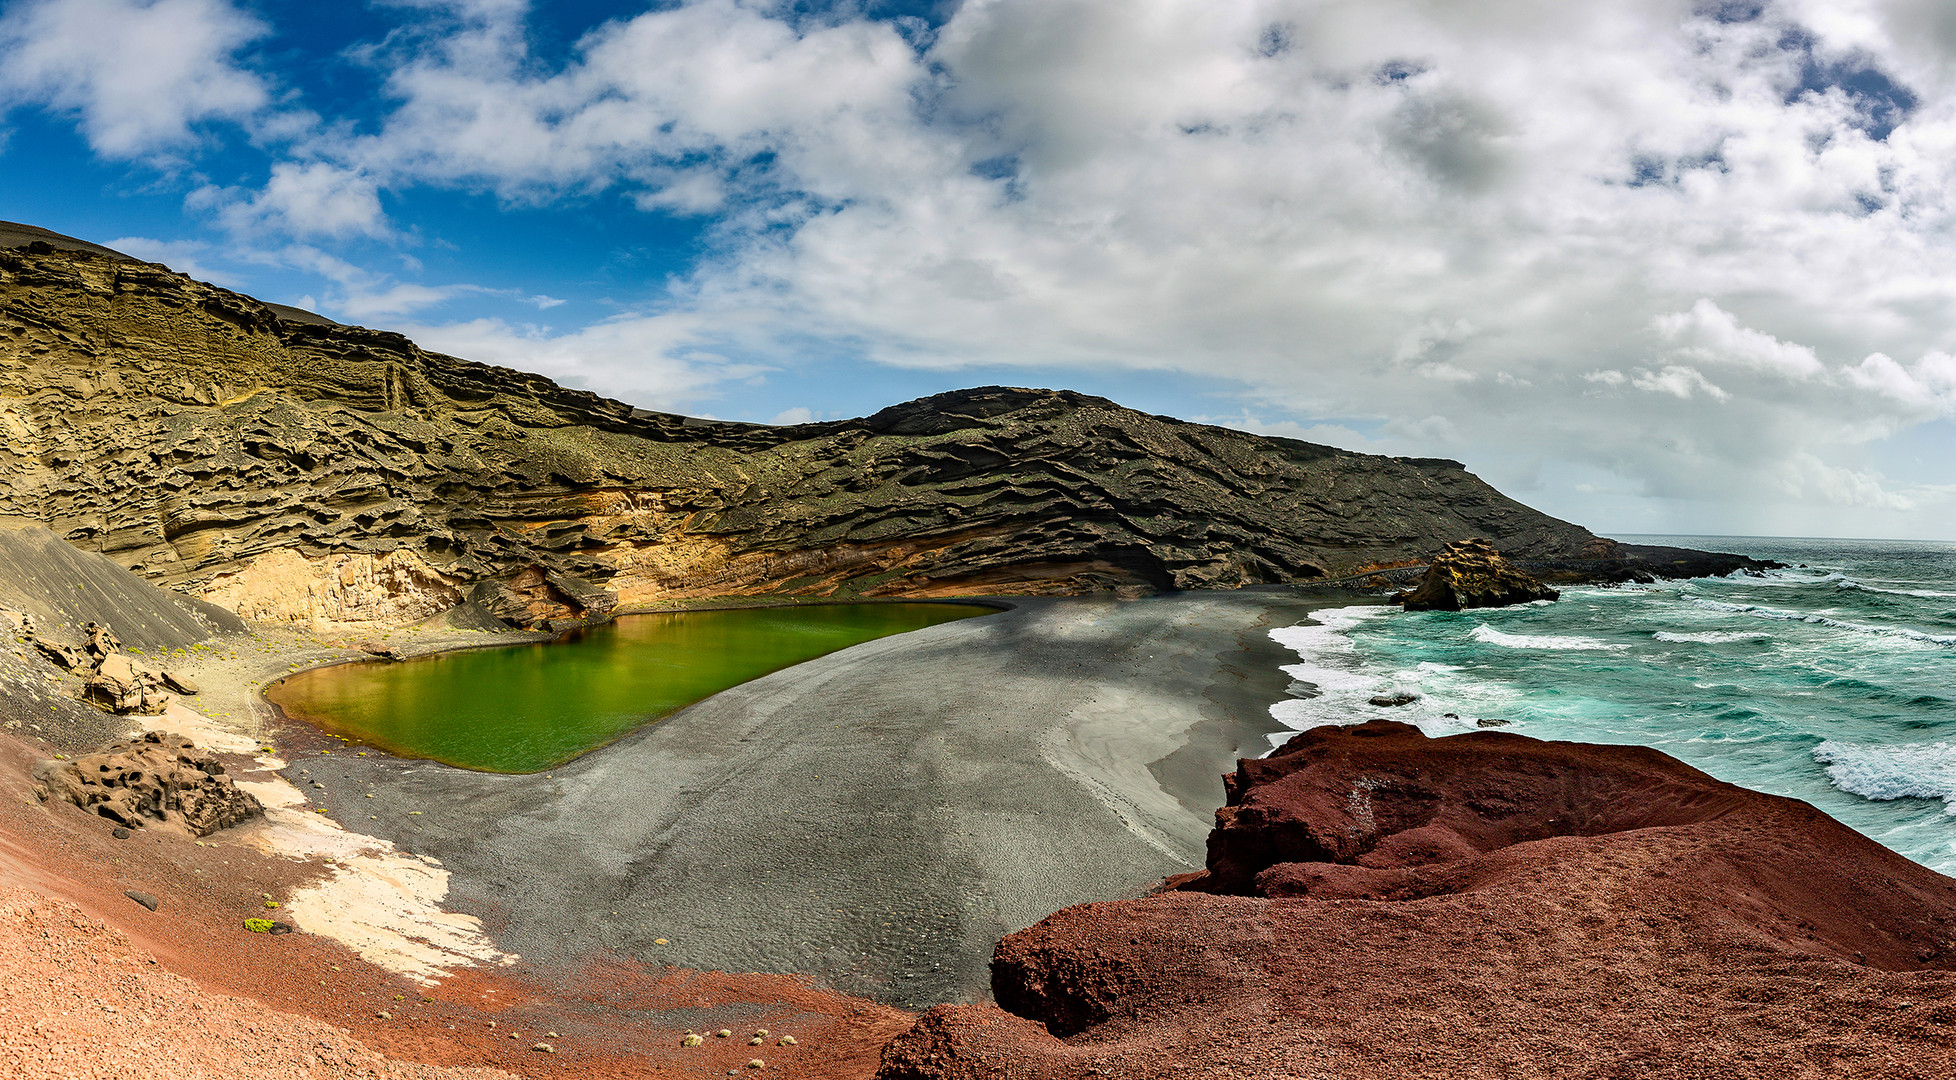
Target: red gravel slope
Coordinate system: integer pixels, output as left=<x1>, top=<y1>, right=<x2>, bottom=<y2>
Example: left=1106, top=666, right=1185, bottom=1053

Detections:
left=878, top=719, right=1956, bottom=1079
left=0, top=729, right=912, bottom=1080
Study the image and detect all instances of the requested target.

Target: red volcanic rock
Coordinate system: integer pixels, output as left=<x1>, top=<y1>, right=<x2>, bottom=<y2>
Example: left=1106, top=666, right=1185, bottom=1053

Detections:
left=877, top=720, right=1956, bottom=1079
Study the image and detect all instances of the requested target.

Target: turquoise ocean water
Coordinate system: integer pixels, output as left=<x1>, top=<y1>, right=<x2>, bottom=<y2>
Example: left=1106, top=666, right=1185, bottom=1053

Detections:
left=1268, top=535, right=1956, bottom=875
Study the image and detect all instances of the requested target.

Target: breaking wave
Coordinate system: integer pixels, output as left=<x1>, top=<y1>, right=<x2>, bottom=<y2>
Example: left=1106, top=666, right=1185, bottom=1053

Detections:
left=1468, top=625, right=1627, bottom=651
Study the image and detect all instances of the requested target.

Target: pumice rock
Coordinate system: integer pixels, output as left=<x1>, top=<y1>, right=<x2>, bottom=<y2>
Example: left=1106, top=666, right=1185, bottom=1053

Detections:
left=34, top=731, right=263, bottom=837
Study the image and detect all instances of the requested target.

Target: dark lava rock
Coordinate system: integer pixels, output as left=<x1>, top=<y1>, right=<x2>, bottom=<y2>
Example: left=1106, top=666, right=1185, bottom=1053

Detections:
left=1367, top=693, right=1418, bottom=707
left=34, top=731, right=263, bottom=837
left=123, top=890, right=158, bottom=912
left=111, top=827, right=130, bottom=839
left=1397, top=538, right=1558, bottom=611
left=875, top=719, right=1956, bottom=1078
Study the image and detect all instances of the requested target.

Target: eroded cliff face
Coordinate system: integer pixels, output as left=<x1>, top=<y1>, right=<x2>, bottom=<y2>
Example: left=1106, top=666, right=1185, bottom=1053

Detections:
left=0, top=239, right=1617, bottom=628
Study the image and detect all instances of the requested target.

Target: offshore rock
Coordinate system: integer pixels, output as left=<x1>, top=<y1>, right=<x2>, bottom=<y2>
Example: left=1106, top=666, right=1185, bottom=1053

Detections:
left=876, top=720, right=1956, bottom=1079
left=1396, top=537, right=1558, bottom=611
left=34, top=731, right=263, bottom=836
left=0, top=235, right=1640, bottom=629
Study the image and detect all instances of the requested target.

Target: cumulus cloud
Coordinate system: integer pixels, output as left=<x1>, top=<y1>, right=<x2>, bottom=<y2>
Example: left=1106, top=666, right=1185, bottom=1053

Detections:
left=201, top=162, right=392, bottom=240
left=1655, top=300, right=1827, bottom=381
left=0, top=0, right=270, bottom=157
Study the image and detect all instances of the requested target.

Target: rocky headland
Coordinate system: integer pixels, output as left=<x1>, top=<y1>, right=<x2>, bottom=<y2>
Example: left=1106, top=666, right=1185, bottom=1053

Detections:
left=0, top=224, right=1763, bottom=632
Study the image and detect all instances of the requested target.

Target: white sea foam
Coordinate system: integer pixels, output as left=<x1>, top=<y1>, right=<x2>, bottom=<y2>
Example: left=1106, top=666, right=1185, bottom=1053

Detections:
left=1652, top=630, right=1772, bottom=644
left=1268, top=605, right=1389, bottom=694
left=1468, top=625, right=1627, bottom=651
left=1815, top=740, right=1956, bottom=814
left=1688, top=597, right=1956, bottom=647
left=1744, top=568, right=1956, bottom=598
left=1265, top=607, right=1511, bottom=748
left=1834, top=579, right=1956, bottom=599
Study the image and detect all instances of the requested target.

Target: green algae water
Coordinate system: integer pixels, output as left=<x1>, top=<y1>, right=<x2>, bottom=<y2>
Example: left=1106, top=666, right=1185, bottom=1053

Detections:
left=268, top=603, right=989, bottom=773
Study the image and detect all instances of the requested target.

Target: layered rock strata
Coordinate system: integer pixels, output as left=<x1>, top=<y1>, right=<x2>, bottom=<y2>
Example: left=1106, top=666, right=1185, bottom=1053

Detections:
left=34, top=731, right=262, bottom=836
left=877, top=720, right=1956, bottom=1079
left=3, top=234, right=1645, bottom=629
left=1395, top=537, right=1559, bottom=611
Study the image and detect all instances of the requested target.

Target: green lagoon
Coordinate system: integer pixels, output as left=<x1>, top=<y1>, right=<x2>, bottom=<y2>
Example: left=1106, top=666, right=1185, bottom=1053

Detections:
left=267, top=603, right=991, bottom=772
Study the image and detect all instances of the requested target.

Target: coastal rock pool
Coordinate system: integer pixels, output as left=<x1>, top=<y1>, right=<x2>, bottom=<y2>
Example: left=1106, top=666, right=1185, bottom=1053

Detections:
left=266, top=603, right=992, bottom=772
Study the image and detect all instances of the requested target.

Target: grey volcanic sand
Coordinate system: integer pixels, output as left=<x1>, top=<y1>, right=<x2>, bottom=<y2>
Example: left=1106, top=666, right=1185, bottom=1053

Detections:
left=287, top=590, right=1346, bottom=1006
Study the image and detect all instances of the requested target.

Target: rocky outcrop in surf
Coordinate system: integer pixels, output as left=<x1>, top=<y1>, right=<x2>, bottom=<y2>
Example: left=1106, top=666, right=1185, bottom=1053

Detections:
left=0, top=229, right=1700, bottom=630
left=1395, top=537, right=1559, bottom=611
left=876, top=719, right=1956, bottom=1079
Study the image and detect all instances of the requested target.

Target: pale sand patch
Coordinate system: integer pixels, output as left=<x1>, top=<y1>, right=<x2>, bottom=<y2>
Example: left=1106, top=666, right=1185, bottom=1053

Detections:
left=230, top=768, right=517, bottom=985
left=143, top=693, right=519, bottom=987
left=138, top=699, right=263, bottom=755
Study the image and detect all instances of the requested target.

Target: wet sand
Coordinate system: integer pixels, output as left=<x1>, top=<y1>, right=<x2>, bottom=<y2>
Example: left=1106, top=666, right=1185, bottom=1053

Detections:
left=285, top=590, right=1334, bottom=1007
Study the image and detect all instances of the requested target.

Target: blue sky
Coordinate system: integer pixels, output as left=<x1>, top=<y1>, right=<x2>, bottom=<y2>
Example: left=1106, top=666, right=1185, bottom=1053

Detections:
left=4, top=0, right=1956, bottom=541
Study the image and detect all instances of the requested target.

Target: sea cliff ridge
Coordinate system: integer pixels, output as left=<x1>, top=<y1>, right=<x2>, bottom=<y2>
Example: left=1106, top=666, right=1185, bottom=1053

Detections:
left=1, top=222, right=1758, bottom=630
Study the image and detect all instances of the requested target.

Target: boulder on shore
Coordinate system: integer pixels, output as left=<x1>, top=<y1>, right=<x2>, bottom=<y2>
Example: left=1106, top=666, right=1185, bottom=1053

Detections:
left=34, top=732, right=262, bottom=836
left=1394, top=537, right=1557, bottom=611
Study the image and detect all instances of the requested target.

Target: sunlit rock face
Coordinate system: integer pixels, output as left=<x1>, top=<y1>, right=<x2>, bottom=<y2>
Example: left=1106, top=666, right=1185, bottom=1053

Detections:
left=1396, top=537, right=1560, bottom=611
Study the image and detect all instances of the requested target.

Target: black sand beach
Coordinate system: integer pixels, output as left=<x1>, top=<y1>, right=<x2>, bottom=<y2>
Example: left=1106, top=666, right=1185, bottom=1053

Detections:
left=285, top=590, right=1341, bottom=1006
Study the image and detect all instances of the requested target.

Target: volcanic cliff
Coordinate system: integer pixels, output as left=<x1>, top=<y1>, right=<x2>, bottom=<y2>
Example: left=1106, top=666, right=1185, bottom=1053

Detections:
left=4, top=224, right=1686, bottom=629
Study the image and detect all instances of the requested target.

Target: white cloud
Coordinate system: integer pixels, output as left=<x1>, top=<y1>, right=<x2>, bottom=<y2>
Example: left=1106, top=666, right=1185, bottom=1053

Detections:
left=1632, top=365, right=1731, bottom=401
left=1654, top=299, right=1827, bottom=380
left=0, top=0, right=270, bottom=158
left=207, top=162, right=391, bottom=240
